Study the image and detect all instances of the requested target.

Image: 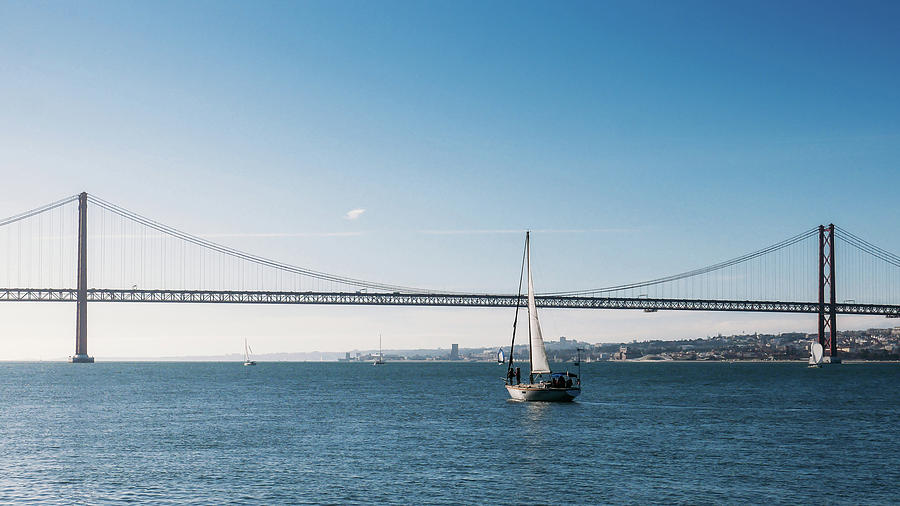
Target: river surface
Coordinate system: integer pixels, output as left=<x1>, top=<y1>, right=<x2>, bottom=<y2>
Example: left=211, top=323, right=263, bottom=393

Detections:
left=1, top=361, right=898, bottom=504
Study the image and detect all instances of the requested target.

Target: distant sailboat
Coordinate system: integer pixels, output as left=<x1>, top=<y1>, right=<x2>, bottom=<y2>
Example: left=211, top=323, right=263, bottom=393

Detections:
left=505, top=232, right=580, bottom=402
left=243, top=338, right=256, bottom=366
left=808, top=341, right=824, bottom=368
left=373, top=334, right=385, bottom=365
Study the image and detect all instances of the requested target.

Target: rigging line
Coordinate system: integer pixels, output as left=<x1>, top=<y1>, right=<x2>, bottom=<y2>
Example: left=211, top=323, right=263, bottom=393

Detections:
left=543, top=227, right=819, bottom=296
left=508, top=234, right=527, bottom=375
left=87, top=195, right=445, bottom=294
left=0, top=194, right=79, bottom=229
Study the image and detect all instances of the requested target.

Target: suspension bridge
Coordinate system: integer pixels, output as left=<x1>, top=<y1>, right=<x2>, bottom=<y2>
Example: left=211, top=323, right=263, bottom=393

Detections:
left=3, top=192, right=900, bottom=362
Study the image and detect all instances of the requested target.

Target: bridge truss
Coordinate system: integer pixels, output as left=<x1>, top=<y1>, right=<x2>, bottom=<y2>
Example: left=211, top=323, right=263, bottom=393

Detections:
left=1, top=288, right=898, bottom=317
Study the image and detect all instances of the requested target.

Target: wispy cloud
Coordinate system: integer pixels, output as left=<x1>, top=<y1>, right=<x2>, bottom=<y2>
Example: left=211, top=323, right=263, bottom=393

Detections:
left=417, top=228, right=634, bottom=236
left=198, top=232, right=365, bottom=238
left=176, top=227, right=633, bottom=240
left=344, top=208, right=366, bottom=220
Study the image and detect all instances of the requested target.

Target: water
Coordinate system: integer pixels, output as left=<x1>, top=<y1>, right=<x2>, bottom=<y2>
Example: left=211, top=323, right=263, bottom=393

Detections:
left=1, top=362, right=898, bottom=504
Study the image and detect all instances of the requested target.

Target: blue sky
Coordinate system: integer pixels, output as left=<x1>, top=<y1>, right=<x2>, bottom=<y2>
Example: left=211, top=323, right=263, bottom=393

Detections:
left=1, top=1, right=899, bottom=358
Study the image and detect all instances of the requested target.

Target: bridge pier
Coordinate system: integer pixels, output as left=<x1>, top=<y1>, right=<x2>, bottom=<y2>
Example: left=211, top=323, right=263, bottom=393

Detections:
left=69, top=192, right=93, bottom=363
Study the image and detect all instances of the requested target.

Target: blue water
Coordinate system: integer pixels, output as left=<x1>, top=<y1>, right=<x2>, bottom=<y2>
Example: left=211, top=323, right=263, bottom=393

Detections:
left=1, top=362, right=898, bottom=504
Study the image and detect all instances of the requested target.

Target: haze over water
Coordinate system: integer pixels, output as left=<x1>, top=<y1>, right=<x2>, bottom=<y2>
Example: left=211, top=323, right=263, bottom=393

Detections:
left=1, top=361, right=897, bottom=504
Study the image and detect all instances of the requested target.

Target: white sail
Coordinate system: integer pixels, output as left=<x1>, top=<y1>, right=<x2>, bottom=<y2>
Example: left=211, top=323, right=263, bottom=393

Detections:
left=810, top=342, right=824, bottom=365
left=242, top=338, right=256, bottom=365
left=526, top=233, right=552, bottom=375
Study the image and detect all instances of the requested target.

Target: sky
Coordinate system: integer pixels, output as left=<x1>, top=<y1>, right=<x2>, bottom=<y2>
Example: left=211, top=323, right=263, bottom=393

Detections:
left=1, top=1, right=899, bottom=359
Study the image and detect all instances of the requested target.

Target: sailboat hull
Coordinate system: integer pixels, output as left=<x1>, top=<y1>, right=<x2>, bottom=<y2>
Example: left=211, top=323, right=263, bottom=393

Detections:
left=505, top=384, right=580, bottom=402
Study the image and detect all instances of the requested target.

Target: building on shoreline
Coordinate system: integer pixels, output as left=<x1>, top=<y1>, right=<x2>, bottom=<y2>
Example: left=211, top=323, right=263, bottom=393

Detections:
left=337, top=328, right=900, bottom=363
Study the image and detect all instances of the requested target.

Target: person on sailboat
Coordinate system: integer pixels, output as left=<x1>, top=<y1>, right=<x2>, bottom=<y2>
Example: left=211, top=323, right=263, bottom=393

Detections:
left=515, top=367, right=520, bottom=385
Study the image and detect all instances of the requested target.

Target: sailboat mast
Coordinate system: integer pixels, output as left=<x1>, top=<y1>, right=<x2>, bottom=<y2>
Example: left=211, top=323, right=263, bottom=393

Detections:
left=526, top=231, right=534, bottom=383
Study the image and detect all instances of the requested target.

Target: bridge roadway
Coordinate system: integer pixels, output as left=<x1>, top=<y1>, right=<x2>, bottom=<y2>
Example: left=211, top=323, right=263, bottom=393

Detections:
left=1, top=288, right=899, bottom=316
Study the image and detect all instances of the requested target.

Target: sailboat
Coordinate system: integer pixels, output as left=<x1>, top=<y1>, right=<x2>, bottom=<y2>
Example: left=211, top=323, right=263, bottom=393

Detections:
left=505, top=232, right=580, bottom=402
left=808, top=341, right=824, bottom=368
left=243, top=338, right=256, bottom=366
left=373, top=334, right=385, bottom=365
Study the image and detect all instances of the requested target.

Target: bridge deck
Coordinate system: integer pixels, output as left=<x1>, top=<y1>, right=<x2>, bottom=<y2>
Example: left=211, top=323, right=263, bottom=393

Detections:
left=0, top=288, right=898, bottom=316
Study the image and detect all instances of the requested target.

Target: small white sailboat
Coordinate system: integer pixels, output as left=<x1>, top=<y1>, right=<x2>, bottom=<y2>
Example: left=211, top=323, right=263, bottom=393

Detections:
left=373, top=334, right=385, bottom=365
left=505, top=232, right=580, bottom=402
left=243, top=338, right=256, bottom=366
left=808, top=341, right=824, bottom=368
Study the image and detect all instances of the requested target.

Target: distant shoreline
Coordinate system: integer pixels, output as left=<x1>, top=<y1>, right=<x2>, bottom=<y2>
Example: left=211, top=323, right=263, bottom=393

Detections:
left=2, top=359, right=897, bottom=364
left=618, top=359, right=898, bottom=364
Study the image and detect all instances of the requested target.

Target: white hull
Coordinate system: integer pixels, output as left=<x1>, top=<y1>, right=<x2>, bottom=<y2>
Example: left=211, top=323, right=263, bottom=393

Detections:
left=506, top=384, right=580, bottom=402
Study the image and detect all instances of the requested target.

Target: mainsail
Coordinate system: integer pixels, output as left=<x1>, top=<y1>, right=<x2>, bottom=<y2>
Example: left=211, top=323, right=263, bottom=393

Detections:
left=526, top=233, right=552, bottom=375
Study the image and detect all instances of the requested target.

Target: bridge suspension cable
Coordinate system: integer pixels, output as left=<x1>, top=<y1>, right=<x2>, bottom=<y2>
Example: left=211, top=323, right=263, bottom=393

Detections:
left=85, top=194, right=440, bottom=294
left=835, top=226, right=900, bottom=268
left=542, top=227, right=820, bottom=298
left=834, top=226, right=900, bottom=305
left=0, top=194, right=80, bottom=289
left=0, top=194, right=78, bottom=228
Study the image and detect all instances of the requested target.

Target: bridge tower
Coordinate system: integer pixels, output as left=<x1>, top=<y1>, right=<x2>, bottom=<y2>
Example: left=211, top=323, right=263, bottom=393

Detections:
left=69, top=192, right=93, bottom=363
left=818, top=223, right=838, bottom=363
